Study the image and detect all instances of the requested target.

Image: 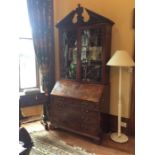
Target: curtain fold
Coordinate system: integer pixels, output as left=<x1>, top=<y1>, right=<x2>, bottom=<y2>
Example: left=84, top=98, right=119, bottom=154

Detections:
left=27, top=0, right=54, bottom=93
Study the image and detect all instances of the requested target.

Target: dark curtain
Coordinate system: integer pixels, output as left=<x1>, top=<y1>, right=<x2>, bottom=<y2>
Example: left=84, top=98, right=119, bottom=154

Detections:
left=27, top=0, right=55, bottom=93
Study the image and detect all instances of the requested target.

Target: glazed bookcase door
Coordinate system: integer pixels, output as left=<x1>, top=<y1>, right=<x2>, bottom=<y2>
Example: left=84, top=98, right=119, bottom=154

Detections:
left=80, top=27, right=103, bottom=83
left=57, top=4, right=114, bottom=84
left=60, top=29, right=78, bottom=80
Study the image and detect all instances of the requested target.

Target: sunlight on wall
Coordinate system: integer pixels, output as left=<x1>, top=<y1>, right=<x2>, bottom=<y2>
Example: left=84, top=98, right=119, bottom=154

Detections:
left=21, top=105, right=43, bottom=117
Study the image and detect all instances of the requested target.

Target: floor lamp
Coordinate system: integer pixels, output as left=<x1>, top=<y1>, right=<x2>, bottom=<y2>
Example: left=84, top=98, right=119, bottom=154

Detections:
left=107, top=50, right=135, bottom=143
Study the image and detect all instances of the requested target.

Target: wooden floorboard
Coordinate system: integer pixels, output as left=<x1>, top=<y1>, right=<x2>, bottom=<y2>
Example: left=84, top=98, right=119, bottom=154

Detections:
left=21, top=120, right=135, bottom=155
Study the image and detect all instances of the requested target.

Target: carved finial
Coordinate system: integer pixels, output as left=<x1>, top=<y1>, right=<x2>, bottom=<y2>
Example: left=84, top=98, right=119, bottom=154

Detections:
left=75, top=4, right=84, bottom=24
left=77, top=4, right=81, bottom=8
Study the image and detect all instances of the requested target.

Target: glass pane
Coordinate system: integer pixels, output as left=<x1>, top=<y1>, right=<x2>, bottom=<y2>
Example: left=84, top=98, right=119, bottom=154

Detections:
left=81, top=28, right=102, bottom=82
left=61, top=30, right=77, bottom=79
left=18, top=0, right=32, bottom=38
left=19, top=39, right=37, bottom=89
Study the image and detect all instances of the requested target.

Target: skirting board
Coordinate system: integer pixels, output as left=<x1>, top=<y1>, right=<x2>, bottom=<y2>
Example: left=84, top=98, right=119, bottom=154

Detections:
left=101, top=114, right=131, bottom=136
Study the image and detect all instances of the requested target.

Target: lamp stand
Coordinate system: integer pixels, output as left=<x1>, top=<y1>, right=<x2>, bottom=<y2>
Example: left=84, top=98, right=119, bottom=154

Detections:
left=110, top=67, right=128, bottom=143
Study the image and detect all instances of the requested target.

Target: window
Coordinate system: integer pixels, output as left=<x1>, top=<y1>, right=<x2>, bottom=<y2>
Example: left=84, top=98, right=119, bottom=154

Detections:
left=19, top=0, right=39, bottom=91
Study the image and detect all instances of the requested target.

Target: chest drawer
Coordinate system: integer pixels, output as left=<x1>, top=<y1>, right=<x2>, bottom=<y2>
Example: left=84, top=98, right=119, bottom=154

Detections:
left=49, top=95, right=102, bottom=140
left=80, top=110, right=101, bottom=136
left=80, top=101, right=99, bottom=111
left=50, top=96, right=81, bottom=130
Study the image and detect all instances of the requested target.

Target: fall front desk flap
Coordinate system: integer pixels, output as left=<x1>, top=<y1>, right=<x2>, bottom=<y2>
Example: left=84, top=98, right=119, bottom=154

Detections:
left=51, top=80, right=104, bottom=103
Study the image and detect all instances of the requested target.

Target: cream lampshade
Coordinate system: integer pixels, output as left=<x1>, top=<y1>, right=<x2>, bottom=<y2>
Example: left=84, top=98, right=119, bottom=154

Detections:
left=107, top=50, right=135, bottom=143
left=107, top=50, right=135, bottom=67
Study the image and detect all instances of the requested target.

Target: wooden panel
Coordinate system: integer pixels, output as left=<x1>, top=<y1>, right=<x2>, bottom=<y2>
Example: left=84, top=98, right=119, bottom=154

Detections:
left=51, top=80, right=104, bottom=103
left=108, top=114, right=129, bottom=134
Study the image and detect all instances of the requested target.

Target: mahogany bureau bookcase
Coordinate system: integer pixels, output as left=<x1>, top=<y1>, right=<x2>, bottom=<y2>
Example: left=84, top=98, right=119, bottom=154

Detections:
left=49, top=4, right=114, bottom=143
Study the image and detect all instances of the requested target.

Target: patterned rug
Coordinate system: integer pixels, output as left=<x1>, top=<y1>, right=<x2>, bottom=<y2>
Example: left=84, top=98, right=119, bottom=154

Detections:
left=29, top=130, right=96, bottom=155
